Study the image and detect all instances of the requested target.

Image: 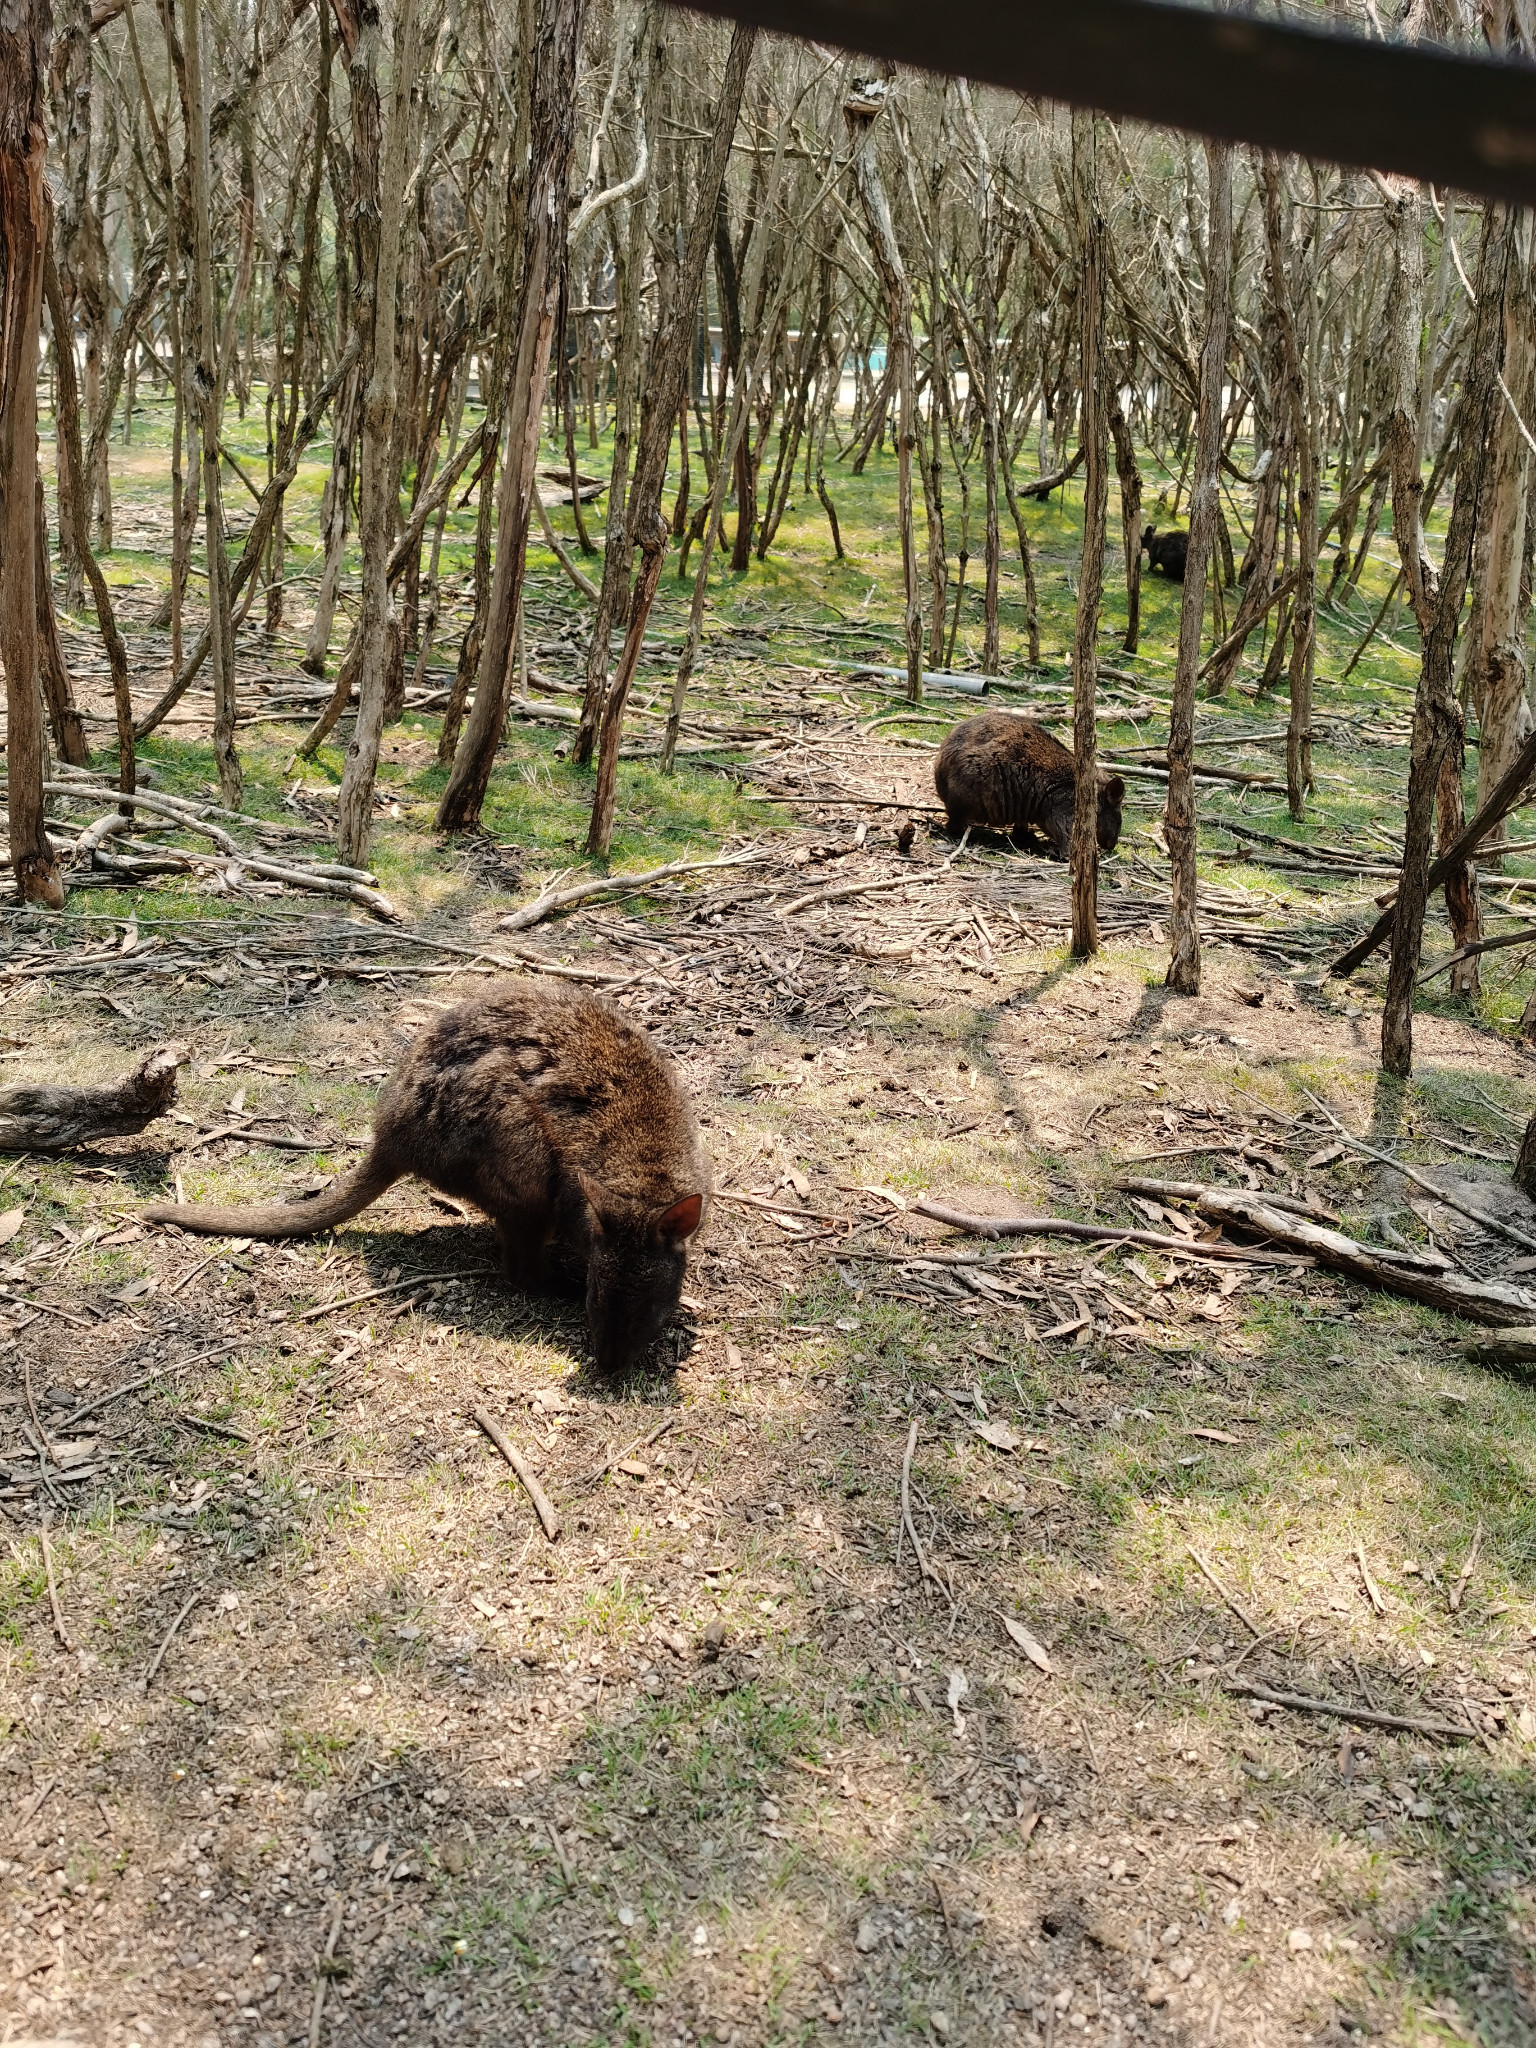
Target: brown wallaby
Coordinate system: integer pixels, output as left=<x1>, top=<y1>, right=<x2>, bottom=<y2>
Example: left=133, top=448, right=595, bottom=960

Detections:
left=144, top=980, right=709, bottom=1373
left=934, top=711, right=1125, bottom=861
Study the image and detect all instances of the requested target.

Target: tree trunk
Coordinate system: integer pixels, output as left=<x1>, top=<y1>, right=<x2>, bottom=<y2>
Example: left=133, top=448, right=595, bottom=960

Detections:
left=1165, top=140, right=1231, bottom=997
left=1381, top=204, right=1513, bottom=1079
left=0, top=0, right=63, bottom=906
left=436, top=0, right=585, bottom=834
left=1109, top=398, right=1141, bottom=654
left=183, top=0, right=239, bottom=805
left=1070, top=113, right=1106, bottom=959
left=587, top=20, right=755, bottom=831
left=847, top=79, right=921, bottom=704
left=1260, top=159, right=1316, bottom=822
left=34, top=473, right=88, bottom=765
left=336, top=0, right=422, bottom=870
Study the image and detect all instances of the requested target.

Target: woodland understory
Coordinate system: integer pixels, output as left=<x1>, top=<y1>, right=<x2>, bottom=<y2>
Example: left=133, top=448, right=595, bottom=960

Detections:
left=4, top=3, right=1536, bottom=2047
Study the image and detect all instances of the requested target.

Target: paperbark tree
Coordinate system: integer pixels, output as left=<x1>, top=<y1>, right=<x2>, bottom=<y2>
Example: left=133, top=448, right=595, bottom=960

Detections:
left=1260, top=157, right=1317, bottom=822
left=436, top=0, right=585, bottom=834
left=1165, top=139, right=1231, bottom=996
left=0, top=0, right=63, bottom=906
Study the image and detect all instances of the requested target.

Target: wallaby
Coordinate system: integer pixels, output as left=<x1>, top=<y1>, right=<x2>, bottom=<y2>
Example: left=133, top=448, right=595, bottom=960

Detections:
left=144, top=980, right=709, bottom=1374
left=934, top=711, right=1125, bottom=861
left=1141, top=524, right=1189, bottom=582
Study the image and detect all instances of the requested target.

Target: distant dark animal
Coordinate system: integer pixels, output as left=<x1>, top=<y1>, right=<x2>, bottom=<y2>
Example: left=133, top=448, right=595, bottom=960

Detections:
left=934, top=712, right=1125, bottom=862
left=144, top=981, right=709, bottom=1374
left=1142, top=525, right=1189, bottom=582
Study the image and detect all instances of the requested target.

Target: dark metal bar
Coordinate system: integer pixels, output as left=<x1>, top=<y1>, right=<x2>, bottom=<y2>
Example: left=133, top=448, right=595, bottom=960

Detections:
left=670, top=0, right=1536, bottom=207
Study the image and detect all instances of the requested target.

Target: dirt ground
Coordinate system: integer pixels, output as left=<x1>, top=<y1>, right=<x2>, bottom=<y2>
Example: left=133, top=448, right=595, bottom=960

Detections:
left=3, top=779, right=1536, bottom=2048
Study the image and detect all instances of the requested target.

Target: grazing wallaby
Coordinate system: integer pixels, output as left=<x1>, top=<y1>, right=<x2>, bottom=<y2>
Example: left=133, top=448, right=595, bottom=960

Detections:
left=1142, top=524, right=1189, bottom=581
left=144, top=980, right=709, bottom=1374
left=934, top=712, right=1125, bottom=861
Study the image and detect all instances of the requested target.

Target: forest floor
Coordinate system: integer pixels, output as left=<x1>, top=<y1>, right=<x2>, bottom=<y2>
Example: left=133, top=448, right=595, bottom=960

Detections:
left=2, top=400, right=1536, bottom=2048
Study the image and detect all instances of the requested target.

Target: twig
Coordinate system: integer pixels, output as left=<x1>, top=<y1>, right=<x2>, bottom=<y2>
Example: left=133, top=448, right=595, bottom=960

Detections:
left=1223, top=1678, right=1470, bottom=1743
left=781, top=870, right=940, bottom=917
left=1354, top=1542, right=1386, bottom=1615
left=471, top=1406, right=561, bottom=1541
left=1186, top=1546, right=1264, bottom=1639
left=307, top=1896, right=346, bottom=2048
left=577, top=1415, right=674, bottom=1491
left=23, top=1359, right=56, bottom=1466
left=898, top=1421, right=951, bottom=1605
left=39, top=1524, right=72, bottom=1652
left=59, top=1341, right=240, bottom=1429
left=299, top=1267, right=492, bottom=1322
left=1449, top=1520, right=1482, bottom=1615
left=1302, top=1090, right=1536, bottom=1257
left=14, top=1774, right=55, bottom=1829
left=912, top=1196, right=1304, bottom=1268
left=546, top=1818, right=577, bottom=1885
left=142, top=1591, right=200, bottom=1690
left=931, top=1871, right=960, bottom=1958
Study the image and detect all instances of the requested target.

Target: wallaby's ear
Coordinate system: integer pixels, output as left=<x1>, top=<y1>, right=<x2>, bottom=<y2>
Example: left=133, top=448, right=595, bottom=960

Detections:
left=656, top=1192, right=705, bottom=1242
left=576, top=1168, right=608, bottom=1233
left=1104, top=776, right=1125, bottom=805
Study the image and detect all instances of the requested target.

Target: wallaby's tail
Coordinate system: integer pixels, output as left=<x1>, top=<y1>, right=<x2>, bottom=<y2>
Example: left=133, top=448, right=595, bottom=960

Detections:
left=143, top=1149, right=402, bottom=1240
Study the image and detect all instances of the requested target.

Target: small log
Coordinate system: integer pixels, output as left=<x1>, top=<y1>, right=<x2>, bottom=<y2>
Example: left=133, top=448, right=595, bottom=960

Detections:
left=1463, top=1326, right=1536, bottom=1368
left=1179, top=1183, right=1536, bottom=1327
left=0, top=1042, right=186, bottom=1152
left=472, top=1405, right=561, bottom=1541
left=910, top=1195, right=1304, bottom=1267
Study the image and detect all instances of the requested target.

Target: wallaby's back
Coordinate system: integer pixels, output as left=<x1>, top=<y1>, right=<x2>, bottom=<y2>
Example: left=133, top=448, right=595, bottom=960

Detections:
left=143, top=979, right=706, bottom=1249
left=934, top=711, right=1124, bottom=860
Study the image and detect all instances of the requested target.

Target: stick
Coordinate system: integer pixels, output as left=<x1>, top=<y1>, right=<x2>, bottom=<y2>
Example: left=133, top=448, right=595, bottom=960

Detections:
left=499, top=850, right=764, bottom=933
left=1449, top=1520, right=1482, bottom=1615
left=898, top=1420, right=949, bottom=1601
left=931, top=1872, right=960, bottom=1958
left=781, top=870, right=942, bottom=916
left=577, top=1415, right=675, bottom=1491
left=59, top=1341, right=240, bottom=1428
left=142, top=1591, right=200, bottom=1690
left=911, top=1195, right=1305, bottom=1267
left=1354, top=1542, right=1386, bottom=1616
left=39, top=1523, right=72, bottom=1652
left=471, top=1406, right=561, bottom=1541
left=1223, top=1678, right=1470, bottom=1742
left=14, top=1774, right=56, bottom=1830
left=1186, top=1545, right=1264, bottom=1638
left=299, top=1267, right=493, bottom=1322
left=307, top=1896, right=346, bottom=2048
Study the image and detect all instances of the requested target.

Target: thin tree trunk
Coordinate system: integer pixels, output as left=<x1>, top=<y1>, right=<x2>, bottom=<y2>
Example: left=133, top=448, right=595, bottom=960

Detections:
left=436, top=0, right=585, bottom=834
left=1070, top=113, right=1106, bottom=958
left=1381, top=204, right=1513, bottom=1079
left=1260, top=158, right=1316, bottom=822
left=587, top=20, right=754, bottom=840
left=34, top=473, right=88, bottom=765
left=847, top=80, right=921, bottom=704
left=0, top=0, right=63, bottom=904
left=1166, top=141, right=1231, bottom=997
left=183, top=0, right=239, bottom=804
left=336, top=0, right=421, bottom=870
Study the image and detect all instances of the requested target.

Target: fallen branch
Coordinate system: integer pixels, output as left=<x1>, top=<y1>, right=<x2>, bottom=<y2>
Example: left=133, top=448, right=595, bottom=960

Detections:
left=1464, top=1327, right=1536, bottom=1367
left=1300, top=1090, right=1536, bottom=1257
left=1418, top=923, right=1536, bottom=985
left=782, top=870, right=944, bottom=916
left=911, top=1195, right=1306, bottom=1268
left=1223, top=1677, right=1470, bottom=1743
left=1187, top=1545, right=1264, bottom=1638
left=576, top=1414, right=675, bottom=1492
left=472, top=1405, right=561, bottom=1541
left=142, top=1591, right=200, bottom=1690
left=498, top=849, right=764, bottom=932
left=0, top=1043, right=186, bottom=1152
left=1149, top=1180, right=1536, bottom=1326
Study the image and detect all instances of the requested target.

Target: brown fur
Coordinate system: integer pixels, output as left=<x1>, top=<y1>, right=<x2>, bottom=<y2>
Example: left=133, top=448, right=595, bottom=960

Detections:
left=933, top=711, right=1125, bottom=860
left=143, top=979, right=710, bottom=1373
